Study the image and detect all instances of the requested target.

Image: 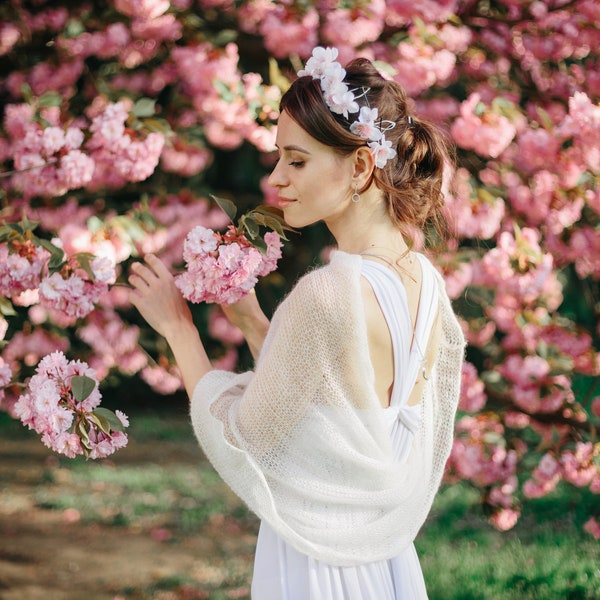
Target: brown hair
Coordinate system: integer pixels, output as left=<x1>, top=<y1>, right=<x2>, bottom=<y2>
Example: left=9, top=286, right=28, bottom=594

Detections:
left=280, top=57, right=454, bottom=247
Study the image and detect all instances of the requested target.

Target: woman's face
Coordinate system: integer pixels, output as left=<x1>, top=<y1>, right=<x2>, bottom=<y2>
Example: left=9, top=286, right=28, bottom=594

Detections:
left=268, top=110, right=355, bottom=229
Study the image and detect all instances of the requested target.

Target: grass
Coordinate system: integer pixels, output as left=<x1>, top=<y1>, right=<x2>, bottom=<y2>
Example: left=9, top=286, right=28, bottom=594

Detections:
left=2, top=410, right=599, bottom=599
left=417, top=483, right=600, bottom=599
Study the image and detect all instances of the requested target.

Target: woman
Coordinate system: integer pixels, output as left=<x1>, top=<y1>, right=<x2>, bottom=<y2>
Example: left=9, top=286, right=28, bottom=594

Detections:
left=128, top=47, right=465, bottom=599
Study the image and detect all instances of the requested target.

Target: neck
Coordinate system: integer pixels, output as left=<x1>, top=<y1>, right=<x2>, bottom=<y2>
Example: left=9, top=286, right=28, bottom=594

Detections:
left=325, top=189, right=409, bottom=256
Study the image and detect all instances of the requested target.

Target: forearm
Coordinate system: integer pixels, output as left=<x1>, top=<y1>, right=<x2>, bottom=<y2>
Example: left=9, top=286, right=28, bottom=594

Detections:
left=164, top=320, right=213, bottom=399
left=236, top=312, right=270, bottom=360
left=221, top=291, right=271, bottom=360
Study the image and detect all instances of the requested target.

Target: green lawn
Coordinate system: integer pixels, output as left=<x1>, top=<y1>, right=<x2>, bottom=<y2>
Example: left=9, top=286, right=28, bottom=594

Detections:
left=1, top=411, right=598, bottom=599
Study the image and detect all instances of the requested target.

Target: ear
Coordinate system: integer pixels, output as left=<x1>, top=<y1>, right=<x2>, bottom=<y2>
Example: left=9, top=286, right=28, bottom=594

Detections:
left=351, top=146, right=375, bottom=191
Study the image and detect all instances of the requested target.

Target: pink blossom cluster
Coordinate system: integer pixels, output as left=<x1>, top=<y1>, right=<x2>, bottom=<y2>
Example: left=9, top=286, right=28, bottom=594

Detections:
left=475, top=228, right=557, bottom=307
left=448, top=413, right=522, bottom=530
left=14, top=351, right=128, bottom=459
left=382, top=38, right=457, bottom=97
left=498, top=354, right=574, bottom=415
left=450, top=415, right=517, bottom=487
left=175, top=225, right=282, bottom=305
left=171, top=43, right=278, bottom=152
left=77, top=309, right=148, bottom=380
left=88, top=101, right=165, bottom=184
left=39, top=256, right=116, bottom=324
left=321, top=0, right=385, bottom=62
left=0, top=357, right=12, bottom=409
left=446, top=168, right=505, bottom=240
left=4, top=99, right=165, bottom=198
left=459, top=362, right=486, bottom=412
left=239, top=3, right=318, bottom=60
left=451, top=93, right=517, bottom=158
left=8, top=110, right=94, bottom=198
left=0, top=240, right=50, bottom=305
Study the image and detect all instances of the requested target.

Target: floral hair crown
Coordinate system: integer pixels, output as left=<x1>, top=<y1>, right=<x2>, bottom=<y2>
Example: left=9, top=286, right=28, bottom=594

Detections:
left=298, top=46, right=398, bottom=169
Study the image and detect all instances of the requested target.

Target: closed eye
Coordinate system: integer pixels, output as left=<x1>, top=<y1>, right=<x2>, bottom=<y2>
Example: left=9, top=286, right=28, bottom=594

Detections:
left=289, top=160, right=305, bottom=168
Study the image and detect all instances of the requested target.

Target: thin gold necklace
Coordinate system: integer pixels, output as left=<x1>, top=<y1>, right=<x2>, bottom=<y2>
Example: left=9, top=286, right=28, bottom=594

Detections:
left=359, top=247, right=417, bottom=282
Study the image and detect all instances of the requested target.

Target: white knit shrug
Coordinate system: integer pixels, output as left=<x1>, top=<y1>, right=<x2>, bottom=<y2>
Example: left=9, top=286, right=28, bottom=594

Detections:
left=191, top=251, right=465, bottom=566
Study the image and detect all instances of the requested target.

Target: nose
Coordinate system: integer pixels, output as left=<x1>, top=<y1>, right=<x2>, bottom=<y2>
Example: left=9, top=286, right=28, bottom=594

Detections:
left=267, top=159, right=287, bottom=188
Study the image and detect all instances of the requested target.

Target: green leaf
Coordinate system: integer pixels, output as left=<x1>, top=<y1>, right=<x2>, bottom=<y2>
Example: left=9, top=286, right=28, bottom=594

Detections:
left=74, top=252, right=96, bottom=280
left=64, top=19, right=85, bottom=38
left=210, top=194, right=237, bottom=222
left=35, top=238, right=64, bottom=259
left=242, top=217, right=260, bottom=240
left=269, top=58, right=291, bottom=93
left=0, top=296, right=16, bottom=316
left=76, top=418, right=91, bottom=449
left=48, top=255, right=66, bottom=273
left=88, top=411, right=111, bottom=435
left=93, top=407, right=125, bottom=432
left=252, top=236, right=267, bottom=253
left=37, top=92, right=62, bottom=108
left=71, top=375, right=96, bottom=402
left=213, top=79, right=235, bottom=102
left=132, top=98, right=157, bottom=118
left=141, top=118, right=173, bottom=135
left=21, top=83, right=33, bottom=104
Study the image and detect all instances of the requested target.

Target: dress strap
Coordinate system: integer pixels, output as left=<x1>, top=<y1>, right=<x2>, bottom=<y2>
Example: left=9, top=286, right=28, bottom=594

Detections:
left=360, top=255, right=439, bottom=410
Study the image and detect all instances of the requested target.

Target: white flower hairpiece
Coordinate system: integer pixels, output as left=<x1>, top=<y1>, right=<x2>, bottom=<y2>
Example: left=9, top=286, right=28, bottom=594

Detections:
left=298, top=46, right=398, bottom=169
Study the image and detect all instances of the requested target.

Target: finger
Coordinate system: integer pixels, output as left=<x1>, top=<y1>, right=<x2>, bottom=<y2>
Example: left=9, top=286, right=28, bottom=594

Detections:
left=130, top=261, right=158, bottom=286
left=128, top=272, right=150, bottom=291
left=145, top=254, right=172, bottom=280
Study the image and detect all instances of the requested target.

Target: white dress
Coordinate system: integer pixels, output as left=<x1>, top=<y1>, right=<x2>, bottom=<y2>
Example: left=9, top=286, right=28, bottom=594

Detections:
left=251, top=254, right=438, bottom=599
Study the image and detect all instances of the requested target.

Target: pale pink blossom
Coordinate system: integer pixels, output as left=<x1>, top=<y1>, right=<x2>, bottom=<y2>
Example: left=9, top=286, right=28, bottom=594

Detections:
left=451, top=93, right=516, bottom=158
left=13, top=351, right=128, bottom=459
left=208, top=307, right=244, bottom=346
left=140, top=363, right=183, bottom=395
left=114, top=0, right=170, bottom=20
left=489, top=508, right=520, bottom=531
left=560, top=443, right=598, bottom=487
left=583, top=517, right=600, bottom=540
left=0, top=22, right=21, bottom=55
left=459, top=362, right=486, bottom=412
left=175, top=225, right=282, bottom=305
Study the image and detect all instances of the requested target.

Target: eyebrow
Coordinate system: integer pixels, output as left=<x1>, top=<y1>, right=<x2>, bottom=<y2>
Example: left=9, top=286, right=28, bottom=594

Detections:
left=278, top=144, right=311, bottom=154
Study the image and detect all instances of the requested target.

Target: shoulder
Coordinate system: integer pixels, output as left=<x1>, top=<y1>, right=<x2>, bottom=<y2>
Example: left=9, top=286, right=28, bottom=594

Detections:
left=273, top=251, right=363, bottom=331
left=290, top=251, right=362, bottom=304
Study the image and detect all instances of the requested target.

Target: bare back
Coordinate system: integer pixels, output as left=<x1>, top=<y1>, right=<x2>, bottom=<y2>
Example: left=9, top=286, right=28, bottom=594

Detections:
left=360, top=256, right=440, bottom=409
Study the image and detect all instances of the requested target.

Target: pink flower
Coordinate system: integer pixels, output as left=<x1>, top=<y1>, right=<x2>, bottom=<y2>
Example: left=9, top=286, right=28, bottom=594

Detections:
left=57, top=150, right=95, bottom=189
left=368, top=137, right=397, bottom=169
left=583, top=517, right=600, bottom=540
left=0, top=22, right=21, bottom=56
left=459, top=362, right=487, bottom=412
left=489, top=508, right=520, bottom=531
left=0, top=241, right=50, bottom=300
left=175, top=224, right=282, bottom=305
left=13, top=351, right=128, bottom=459
left=350, top=107, right=383, bottom=142
left=208, top=307, right=244, bottom=346
left=451, top=93, right=516, bottom=158
left=114, top=0, right=170, bottom=20
left=38, top=255, right=116, bottom=322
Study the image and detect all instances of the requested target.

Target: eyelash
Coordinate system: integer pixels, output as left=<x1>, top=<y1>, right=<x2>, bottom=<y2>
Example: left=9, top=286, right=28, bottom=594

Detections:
left=289, top=161, right=304, bottom=168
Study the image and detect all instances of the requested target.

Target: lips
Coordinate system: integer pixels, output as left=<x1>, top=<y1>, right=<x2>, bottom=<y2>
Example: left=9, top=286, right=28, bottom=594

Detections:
left=277, top=197, right=296, bottom=208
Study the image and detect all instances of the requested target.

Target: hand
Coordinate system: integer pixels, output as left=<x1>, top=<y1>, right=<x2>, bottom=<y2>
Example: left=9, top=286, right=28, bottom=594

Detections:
left=220, top=289, right=264, bottom=329
left=128, top=254, right=193, bottom=339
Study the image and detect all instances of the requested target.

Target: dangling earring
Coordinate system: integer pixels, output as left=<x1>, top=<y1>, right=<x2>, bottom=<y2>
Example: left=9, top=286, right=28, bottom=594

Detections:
left=351, top=184, right=361, bottom=203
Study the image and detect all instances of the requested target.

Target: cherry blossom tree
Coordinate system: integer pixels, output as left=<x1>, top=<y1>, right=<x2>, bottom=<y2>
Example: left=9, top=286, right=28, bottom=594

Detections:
left=0, top=0, right=598, bottom=531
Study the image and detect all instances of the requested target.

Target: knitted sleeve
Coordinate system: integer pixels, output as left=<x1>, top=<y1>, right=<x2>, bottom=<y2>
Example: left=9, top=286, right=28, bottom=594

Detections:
left=190, top=252, right=465, bottom=566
